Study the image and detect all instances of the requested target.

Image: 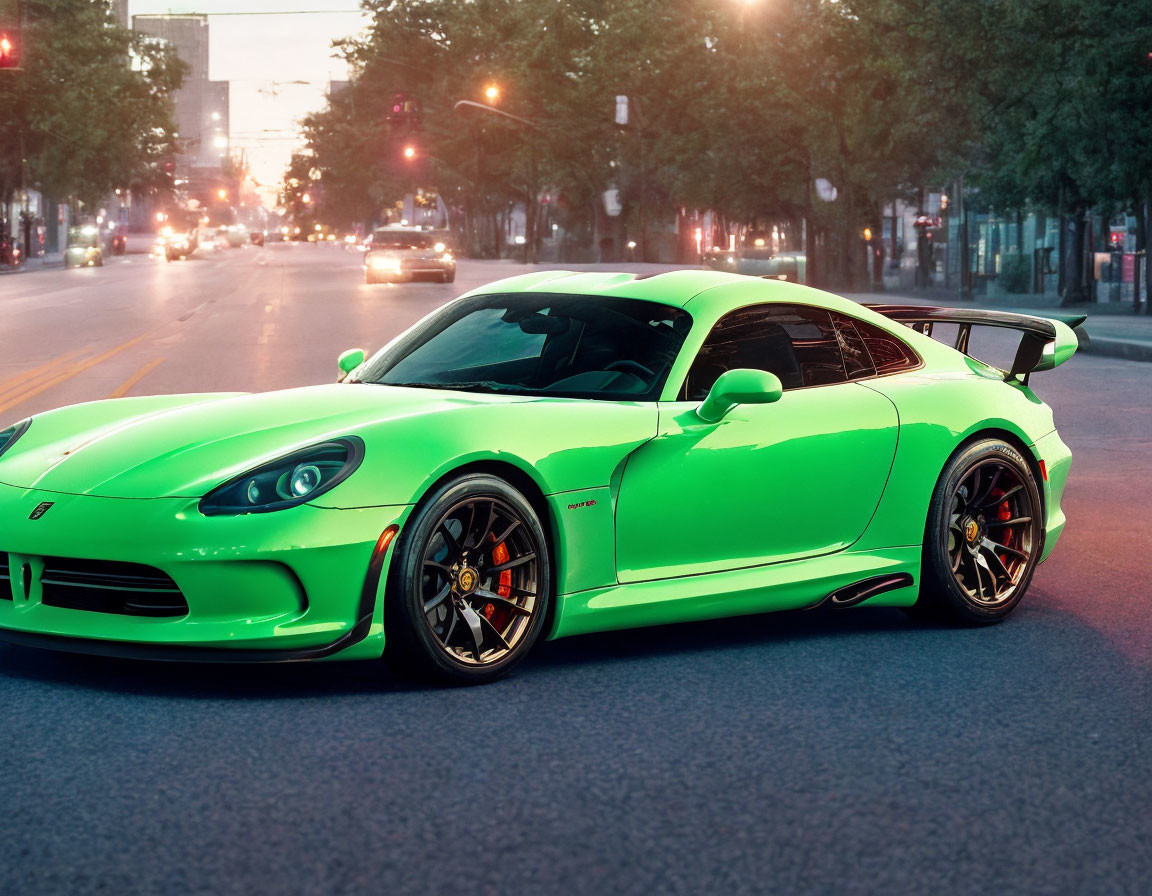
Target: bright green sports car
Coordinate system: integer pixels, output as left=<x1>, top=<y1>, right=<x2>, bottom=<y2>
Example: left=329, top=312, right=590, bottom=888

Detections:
left=0, top=271, right=1083, bottom=682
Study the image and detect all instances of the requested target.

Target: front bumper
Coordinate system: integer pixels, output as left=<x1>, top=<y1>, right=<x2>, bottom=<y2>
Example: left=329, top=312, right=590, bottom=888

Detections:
left=364, top=255, right=455, bottom=280
left=0, top=483, right=410, bottom=661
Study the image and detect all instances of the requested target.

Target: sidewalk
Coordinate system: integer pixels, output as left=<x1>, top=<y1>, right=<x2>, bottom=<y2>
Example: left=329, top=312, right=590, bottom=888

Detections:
left=851, top=291, right=1152, bottom=364
left=0, top=251, right=64, bottom=275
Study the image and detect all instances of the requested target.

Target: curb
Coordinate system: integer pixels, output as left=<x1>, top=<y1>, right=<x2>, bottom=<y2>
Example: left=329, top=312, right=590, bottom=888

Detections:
left=1081, top=337, right=1152, bottom=364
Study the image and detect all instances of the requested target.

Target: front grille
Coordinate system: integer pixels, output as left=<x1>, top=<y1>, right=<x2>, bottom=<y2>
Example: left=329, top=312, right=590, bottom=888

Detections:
left=40, top=557, right=187, bottom=618
left=0, top=551, right=10, bottom=601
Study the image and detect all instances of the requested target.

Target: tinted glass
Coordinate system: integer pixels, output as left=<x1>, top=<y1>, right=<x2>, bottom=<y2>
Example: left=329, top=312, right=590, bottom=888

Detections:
left=830, top=313, right=876, bottom=380
left=681, top=304, right=847, bottom=399
left=850, top=317, right=921, bottom=375
left=372, top=231, right=435, bottom=249
left=358, top=294, right=692, bottom=400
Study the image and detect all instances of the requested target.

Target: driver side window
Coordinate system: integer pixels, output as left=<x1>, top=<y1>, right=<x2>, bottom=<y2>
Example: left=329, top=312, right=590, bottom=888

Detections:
left=680, top=304, right=848, bottom=400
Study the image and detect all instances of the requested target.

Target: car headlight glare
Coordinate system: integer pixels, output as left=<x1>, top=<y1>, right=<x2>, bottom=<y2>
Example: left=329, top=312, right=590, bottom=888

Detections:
left=199, top=437, right=364, bottom=516
left=0, top=419, right=31, bottom=461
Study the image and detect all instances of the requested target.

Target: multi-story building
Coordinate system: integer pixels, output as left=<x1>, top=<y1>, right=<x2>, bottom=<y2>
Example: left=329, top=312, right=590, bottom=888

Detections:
left=130, top=13, right=230, bottom=207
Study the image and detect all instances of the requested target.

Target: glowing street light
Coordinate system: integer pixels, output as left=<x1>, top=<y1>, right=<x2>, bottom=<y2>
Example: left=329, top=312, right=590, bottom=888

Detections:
left=217, top=188, right=228, bottom=200
left=483, top=83, right=501, bottom=104
left=403, top=144, right=417, bottom=160
left=301, top=192, right=312, bottom=204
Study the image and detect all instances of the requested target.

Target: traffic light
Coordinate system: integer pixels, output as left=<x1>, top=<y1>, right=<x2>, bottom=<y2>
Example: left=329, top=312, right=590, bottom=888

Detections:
left=386, top=93, right=423, bottom=129
left=388, top=93, right=406, bottom=125
left=0, top=30, right=19, bottom=69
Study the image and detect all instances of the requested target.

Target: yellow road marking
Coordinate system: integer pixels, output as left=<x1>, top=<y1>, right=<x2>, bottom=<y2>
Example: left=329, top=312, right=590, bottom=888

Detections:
left=0, top=332, right=154, bottom=417
left=108, top=357, right=165, bottom=399
left=0, top=347, right=89, bottom=401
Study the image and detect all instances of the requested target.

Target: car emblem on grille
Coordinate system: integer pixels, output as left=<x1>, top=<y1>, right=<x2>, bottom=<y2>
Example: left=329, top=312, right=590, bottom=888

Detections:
left=28, top=502, right=54, bottom=520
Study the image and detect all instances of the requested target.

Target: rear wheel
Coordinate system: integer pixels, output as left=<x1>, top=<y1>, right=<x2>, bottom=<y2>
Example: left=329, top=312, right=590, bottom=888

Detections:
left=916, top=439, right=1043, bottom=624
left=385, top=474, right=551, bottom=683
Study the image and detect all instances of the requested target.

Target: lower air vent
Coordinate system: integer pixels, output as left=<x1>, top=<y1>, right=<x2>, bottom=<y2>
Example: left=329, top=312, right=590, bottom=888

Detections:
left=40, top=557, right=187, bottom=618
left=0, top=552, right=11, bottom=601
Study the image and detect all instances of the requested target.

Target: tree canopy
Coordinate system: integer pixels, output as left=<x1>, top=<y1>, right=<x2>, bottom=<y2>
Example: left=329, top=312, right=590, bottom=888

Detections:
left=292, top=0, right=1152, bottom=287
left=0, top=0, right=184, bottom=209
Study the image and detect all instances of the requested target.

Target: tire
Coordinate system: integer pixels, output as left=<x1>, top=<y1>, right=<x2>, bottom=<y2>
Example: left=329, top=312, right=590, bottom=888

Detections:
left=384, top=474, right=552, bottom=684
left=916, top=439, right=1043, bottom=625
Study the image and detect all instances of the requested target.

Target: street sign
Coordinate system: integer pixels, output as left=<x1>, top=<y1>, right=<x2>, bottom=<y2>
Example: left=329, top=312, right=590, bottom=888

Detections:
left=814, top=178, right=838, bottom=202
left=615, top=96, right=629, bottom=126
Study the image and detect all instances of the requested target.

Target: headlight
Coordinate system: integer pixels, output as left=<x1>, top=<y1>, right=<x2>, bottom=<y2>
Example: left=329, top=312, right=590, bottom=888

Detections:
left=199, top=437, right=364, bottom=516
left=368, top=255, right=401, bottom=271
left=0, top=419, right=31, bottom=461
left=441, top=252, right=454, bottom=263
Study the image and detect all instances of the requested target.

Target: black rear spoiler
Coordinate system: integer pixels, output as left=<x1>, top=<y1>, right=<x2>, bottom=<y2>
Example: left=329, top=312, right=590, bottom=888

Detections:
left=864, top=304, right=1089, bottom=382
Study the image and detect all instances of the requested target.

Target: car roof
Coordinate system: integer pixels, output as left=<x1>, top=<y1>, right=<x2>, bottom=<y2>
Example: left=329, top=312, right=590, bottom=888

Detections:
left=464, top=269, right=891, bottom=322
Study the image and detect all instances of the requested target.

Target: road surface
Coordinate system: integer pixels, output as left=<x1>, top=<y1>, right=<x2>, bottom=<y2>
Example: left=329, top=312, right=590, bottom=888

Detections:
left=1, top=244, right=1149, bottom=894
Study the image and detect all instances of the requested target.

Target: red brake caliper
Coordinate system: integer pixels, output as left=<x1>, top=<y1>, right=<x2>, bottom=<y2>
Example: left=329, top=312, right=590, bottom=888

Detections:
left=483, top=539, right=513, bottom=624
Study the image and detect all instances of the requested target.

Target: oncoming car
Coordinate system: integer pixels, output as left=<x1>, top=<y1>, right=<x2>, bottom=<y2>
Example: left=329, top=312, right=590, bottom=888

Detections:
left=364, top=228, right=455, bottom=284
left=0, top=271, right=1082, bottom=683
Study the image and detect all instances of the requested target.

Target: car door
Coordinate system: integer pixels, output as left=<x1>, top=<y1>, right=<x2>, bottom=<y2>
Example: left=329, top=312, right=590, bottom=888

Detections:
left=614, top=304, right=900, bottom=583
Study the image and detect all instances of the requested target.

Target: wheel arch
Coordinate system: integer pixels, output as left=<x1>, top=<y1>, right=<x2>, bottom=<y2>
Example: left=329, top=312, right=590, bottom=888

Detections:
left=950, top=425, right=1047, bottom=518
left=408, top=458, right=561, bottom=637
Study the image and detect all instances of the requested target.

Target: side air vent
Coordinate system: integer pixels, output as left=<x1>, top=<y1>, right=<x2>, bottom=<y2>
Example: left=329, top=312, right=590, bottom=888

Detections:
left=0, top=552, right=11, bottom=601
left=824, top=573, right=914, bottom=608
left=40, top=557, right=187, bottom=618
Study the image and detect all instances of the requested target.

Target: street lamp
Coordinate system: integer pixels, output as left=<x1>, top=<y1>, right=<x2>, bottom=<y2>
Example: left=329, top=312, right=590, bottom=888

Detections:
left=217, top=188, right=228, bottom=201
left=483, top=83, right=501, bottom=104
left=301, top=192, right=312, bottom=204
left=403, top=145, right=417, bottom=160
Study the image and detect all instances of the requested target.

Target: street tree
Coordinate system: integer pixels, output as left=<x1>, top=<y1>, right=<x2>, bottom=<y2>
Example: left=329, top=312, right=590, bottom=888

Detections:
left=0, top=0, right=184, bottom=214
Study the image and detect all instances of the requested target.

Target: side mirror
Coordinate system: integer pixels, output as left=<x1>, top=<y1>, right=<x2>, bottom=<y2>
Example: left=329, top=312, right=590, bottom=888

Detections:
left=697, top=368, right=783, bottom=423
left=337, top=348, right=366, bottom=382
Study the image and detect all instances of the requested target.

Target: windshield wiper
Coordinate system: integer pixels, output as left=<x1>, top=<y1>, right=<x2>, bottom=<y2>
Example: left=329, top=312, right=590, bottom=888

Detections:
left=379, top=380, right=524, bottom=394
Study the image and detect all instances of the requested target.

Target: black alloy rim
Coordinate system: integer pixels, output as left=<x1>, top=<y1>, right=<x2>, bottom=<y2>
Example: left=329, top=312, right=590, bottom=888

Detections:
left=420, top=497, right=539, bottom=666
left=946, top=459, right=1037, bottom=607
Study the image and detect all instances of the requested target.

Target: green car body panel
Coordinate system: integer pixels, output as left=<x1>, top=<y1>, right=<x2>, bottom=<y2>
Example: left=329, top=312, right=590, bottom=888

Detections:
left=0, top=272, right=1075, bottom=662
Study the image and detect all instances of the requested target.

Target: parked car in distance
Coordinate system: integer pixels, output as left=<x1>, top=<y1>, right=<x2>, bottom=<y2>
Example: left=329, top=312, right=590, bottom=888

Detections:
left=63, top=226, right=104, bottom=268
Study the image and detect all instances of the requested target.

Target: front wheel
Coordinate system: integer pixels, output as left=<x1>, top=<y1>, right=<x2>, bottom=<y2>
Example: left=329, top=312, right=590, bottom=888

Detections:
left=385, top=474, right=551, bottom=683
left=916, top=439, right=1043, bottom=624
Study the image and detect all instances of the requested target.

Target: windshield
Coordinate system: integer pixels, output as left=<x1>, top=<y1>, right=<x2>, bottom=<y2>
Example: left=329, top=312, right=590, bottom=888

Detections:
left=357, top=294, right=692, bottom=400
left=372, top=231, right=436, bottom=250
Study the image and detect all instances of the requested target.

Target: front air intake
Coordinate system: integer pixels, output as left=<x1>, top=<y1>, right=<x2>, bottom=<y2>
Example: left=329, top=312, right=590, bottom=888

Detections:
left=0, top=552, right=11, bottom=600
left=40, top=557, right=187, bottom=617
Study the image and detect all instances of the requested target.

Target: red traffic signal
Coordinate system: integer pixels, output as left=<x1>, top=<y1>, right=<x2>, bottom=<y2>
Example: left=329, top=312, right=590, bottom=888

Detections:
left=0, top=31, right=19, bottom=69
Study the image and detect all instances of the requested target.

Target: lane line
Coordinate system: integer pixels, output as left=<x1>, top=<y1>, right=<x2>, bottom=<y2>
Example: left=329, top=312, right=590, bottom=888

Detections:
left=0, top=331, right=155, bottom=417
left=108, top=357, right=165, bottom=399
left=0, top=348, right=90, bottom=400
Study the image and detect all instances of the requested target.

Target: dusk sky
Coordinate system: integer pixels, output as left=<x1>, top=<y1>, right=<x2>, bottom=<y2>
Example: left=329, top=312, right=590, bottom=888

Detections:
left=130, top=1, right=368, bottom=200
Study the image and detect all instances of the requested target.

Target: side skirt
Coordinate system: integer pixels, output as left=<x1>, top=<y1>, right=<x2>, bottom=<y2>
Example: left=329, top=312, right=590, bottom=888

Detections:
left=549, top=546, right=920, bottom=639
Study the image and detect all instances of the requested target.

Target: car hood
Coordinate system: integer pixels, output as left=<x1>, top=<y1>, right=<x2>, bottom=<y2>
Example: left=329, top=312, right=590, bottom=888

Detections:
left=0, top=385, right=525, bottom=499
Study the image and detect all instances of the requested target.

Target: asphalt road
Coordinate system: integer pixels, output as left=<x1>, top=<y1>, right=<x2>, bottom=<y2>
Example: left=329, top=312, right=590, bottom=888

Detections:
left=1, top=245, right=1149, bottom=895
